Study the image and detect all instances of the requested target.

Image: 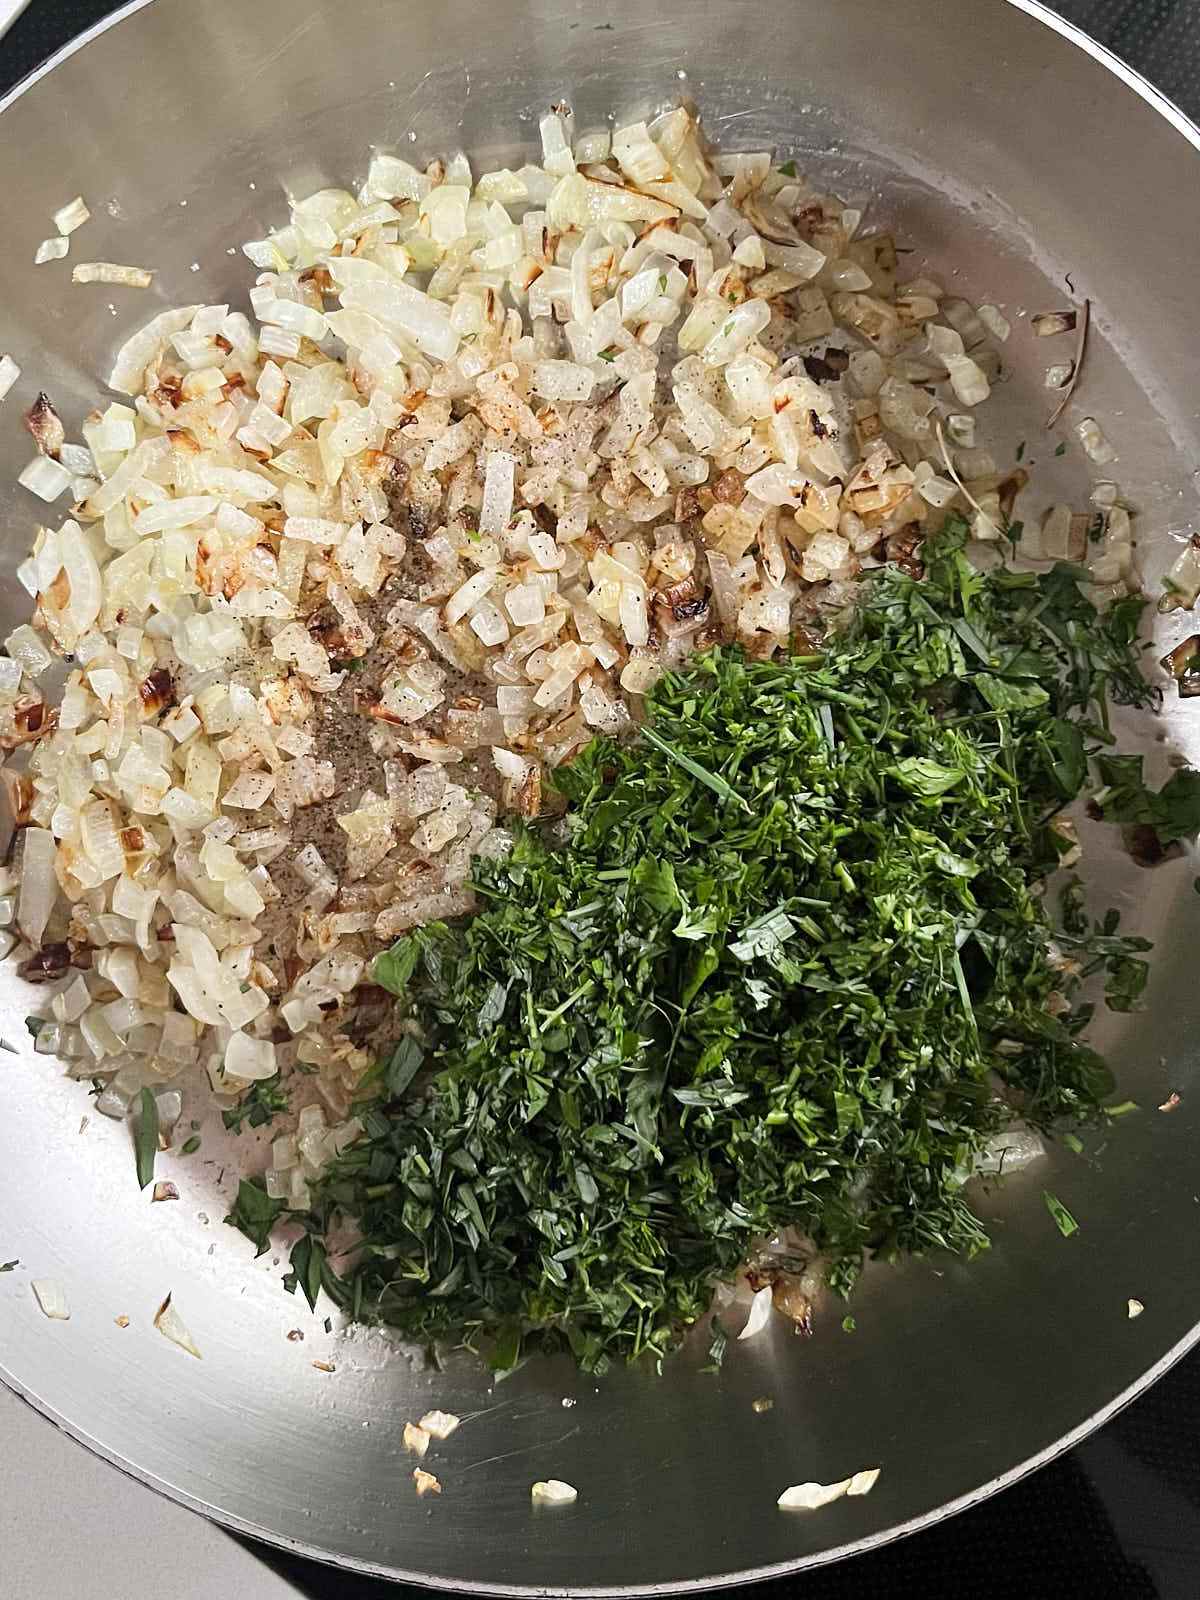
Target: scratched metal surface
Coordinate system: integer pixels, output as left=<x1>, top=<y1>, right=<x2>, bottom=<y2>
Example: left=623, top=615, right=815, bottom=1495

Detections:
left=0, top=0, right=1199, bottom=1591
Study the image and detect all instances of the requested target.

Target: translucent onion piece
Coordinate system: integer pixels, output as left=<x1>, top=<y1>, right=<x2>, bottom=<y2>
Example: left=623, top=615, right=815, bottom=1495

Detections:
left=35, top=237, right=70, bottom=265
left=32, top=1280, right=70, bottom=1320
left=72, top=262, right=154, bottom=288
left=154, top=1293, right=202, bottom=1358
left=0, top=353, right=19, bottom=403
left=18, top=829, right=58, bottom=948
left=418, top=1409, right=461, bottom=1440
left=777, top=1479, right=852, bottom=1511
left=738, top=1283, right=775, bottom=1341
left=531, top=1479, right=578, bottom=1506
left=53, top=196, right=91, bottom=235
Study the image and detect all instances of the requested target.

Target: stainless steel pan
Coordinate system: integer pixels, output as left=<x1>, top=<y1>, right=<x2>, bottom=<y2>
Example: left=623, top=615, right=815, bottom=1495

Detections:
left=1, top=0, right=1199, bottom=1590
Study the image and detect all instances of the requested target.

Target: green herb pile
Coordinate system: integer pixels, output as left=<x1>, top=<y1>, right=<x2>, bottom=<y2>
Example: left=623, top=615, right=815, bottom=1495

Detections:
left=231, top=519, right=1198, bottom=1371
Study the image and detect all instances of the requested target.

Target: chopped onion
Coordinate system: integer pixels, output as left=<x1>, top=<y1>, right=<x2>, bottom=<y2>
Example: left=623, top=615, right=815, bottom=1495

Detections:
left=847, top=1467, right=881, bottom=1497
left=0, top=353, right=19, bottom=403
left=18, top=454, right=72, bottom=501
left=738, top=1283, right=775, bottom=1340
left=975, top=303, right=1010, bottom=342
left=531, top=1479, right=578, bottom=1506
left=53, top=196, right=90, bottom=235
left=31, top=1279, right=70, bottom=1320
left=18, top=829, right=58, bottom=948
left=1077, top=416, right=1116, bottom=464
left=34, top=237, right=69, bottom=265
left=108, top=305, right=201, bottom=393
left=154, top=1293, right=202, bottom=1358
left=777, top=1479, right=852, bottom=1511
left=403, top=1422, right=432, bottom=1457
left=418, top=1409, right=461, bottom=1440
left=72, top=262, right=154, bottom=288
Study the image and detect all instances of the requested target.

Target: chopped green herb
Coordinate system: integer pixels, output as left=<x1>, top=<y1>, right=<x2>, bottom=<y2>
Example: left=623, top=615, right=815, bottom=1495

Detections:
left=1062, top=1132, right=1085, bottom=1155
left=1092, top=752, right=1200, bottom=844
left=180, top=1135, right=201, bottom=1156
left=283, top=1235, right=328, bottom=1311
left=778, top=161, right=797, bottom=177
left=0, top=1259, right=18, bottom=1273
left=1054, top=442, right=1067, bottom=456
left=1043, top=1190, right=1079, bottom=1237
left=658, top=274, right=668, bottom=294
left=597, top=349, right=615, bottom=362
left=135, top=1087, right=158, bottom=1191
left=222, top=1075, right=290, bottom=1133
left=262, top=520, right=1178, bottom=1371
left=24, top=1016, right=44, bottom=1037
left=226, top=1178, right=287, bottom=1257
left=1016, top=440, right=1026, bottom=462
left=841, top=1314, right=857, bottom=1333
left=704, top=1318, right=728, bottom=1372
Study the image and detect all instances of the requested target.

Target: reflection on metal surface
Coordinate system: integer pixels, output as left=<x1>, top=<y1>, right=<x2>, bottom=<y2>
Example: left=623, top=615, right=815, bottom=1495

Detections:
left=0, top=0, right=1199, bottom=1591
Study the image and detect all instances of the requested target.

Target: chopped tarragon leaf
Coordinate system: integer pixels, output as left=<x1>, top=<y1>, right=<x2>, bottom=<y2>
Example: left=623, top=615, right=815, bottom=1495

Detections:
left=262, top=520, right=1185, bottom=1372
left=0, top=1259, right=18, bottom=1273
left=135, top=1087, right=158, bottom=1190
left=1043, top=1190, right=1079, bottom=1237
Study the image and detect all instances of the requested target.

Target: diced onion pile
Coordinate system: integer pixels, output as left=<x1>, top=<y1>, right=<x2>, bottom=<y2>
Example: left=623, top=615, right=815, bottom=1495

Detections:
left=2, top=101, right=1124, bottom=1159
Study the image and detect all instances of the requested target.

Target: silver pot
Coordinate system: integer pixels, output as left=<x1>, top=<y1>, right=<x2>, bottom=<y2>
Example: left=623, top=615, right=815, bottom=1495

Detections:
left=1, top=0, right=1198, bottom=1590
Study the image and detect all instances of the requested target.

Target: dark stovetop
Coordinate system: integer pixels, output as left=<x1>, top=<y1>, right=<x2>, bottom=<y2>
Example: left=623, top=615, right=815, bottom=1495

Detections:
left=3, top=2, right=1199, bottom=1596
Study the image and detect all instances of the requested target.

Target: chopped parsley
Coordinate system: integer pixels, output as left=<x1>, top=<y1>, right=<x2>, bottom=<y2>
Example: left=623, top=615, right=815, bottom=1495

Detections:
left=232, top=520, right=1183, bottom=1371
left=778, top=161, right=797, bottom=177
left=180, top=1135, right=202, bottom=1156
left=222, top=1075, right=290, bottom=1133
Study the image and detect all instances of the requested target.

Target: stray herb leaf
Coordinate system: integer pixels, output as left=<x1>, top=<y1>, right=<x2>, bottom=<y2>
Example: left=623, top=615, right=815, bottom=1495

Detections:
left=226, top=1178, right=287, bottom=1257
left=135, top=1087, right=158, bottom=1190
left=180, top=1135, right=201, bottom=1155
left=1043, top=1190, right=1079, bottom=1237
left=704, top=1318, right=728, bottom=1372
